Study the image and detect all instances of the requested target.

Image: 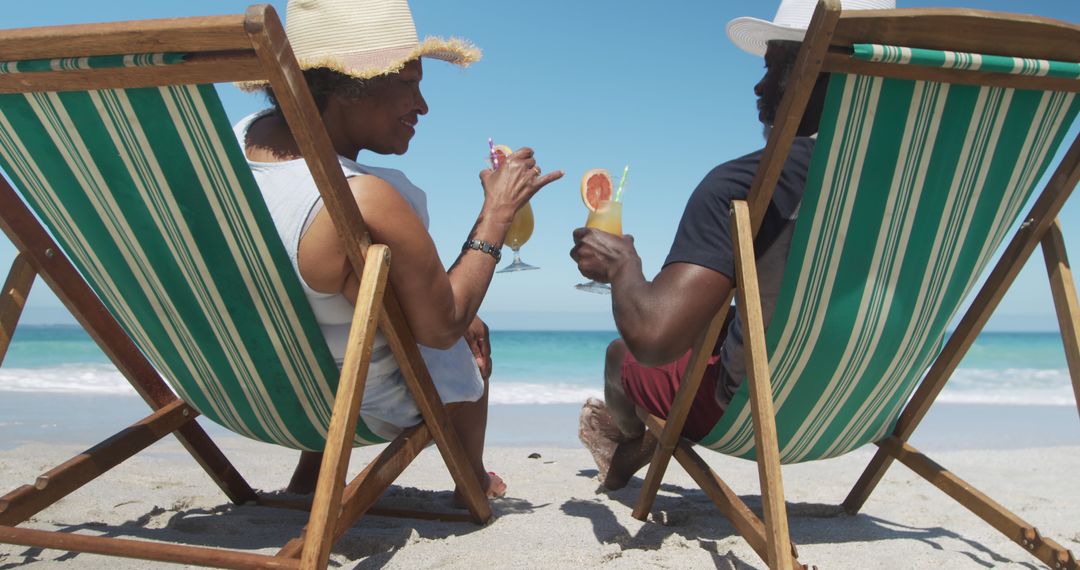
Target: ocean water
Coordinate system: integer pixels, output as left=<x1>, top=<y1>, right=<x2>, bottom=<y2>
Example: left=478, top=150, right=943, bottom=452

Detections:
left=0, top=326, right=1075, bottom=407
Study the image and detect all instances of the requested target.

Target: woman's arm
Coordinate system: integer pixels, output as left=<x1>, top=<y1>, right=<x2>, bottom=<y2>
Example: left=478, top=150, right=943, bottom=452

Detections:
left=299, top=149, right=561, bottom=348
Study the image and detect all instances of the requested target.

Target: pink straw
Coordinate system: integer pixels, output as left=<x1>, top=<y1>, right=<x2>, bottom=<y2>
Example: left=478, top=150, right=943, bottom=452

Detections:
left=488, top=137, right=499, bottom=170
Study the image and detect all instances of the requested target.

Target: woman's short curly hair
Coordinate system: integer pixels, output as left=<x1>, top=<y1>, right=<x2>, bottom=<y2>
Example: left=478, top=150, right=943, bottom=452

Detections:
left=263, top=67, right=386, bottom=113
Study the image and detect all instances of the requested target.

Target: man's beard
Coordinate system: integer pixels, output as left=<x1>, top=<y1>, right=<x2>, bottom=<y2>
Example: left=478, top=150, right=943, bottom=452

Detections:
left=762, top=123, right=773, bottom=142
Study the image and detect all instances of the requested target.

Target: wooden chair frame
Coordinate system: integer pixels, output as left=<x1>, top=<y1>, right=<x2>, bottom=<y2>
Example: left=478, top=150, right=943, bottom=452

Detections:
left=0, top=5, right=490, bottom=569
left=630, top=2, right=1080, bottom=569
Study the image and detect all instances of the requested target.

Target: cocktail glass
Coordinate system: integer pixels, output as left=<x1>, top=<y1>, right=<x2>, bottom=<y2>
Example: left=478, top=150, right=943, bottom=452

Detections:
left=497, top=202, right=538, bottom=272
left=575, top=199, right=622, bottom=294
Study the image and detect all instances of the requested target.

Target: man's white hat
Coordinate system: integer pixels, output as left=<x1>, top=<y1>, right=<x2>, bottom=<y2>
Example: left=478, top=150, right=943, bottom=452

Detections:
left=727, top=0, right=895, bottom=57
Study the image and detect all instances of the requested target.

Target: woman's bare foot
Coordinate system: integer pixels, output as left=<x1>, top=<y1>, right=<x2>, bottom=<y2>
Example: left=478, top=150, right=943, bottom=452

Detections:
left=579, top=398, right=655, bottom=490
left=452, top=471, right=507, bottom=508
left=485, top=472, right=507, bottom=498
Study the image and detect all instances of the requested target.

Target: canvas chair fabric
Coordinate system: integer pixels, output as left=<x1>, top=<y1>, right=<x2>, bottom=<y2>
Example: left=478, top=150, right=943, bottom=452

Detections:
left=0, top=54, right=386, bottom=450
left=695, top=47, right=1080, bottom=463
left=852, top=44, right=1080, bottom=78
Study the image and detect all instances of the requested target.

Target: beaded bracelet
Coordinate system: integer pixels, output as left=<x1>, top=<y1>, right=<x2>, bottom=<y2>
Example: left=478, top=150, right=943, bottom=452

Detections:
left=462, top=239, right=502, bottom=263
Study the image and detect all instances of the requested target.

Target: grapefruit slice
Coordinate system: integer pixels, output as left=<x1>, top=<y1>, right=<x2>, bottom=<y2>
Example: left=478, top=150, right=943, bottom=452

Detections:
left=581, top=168, right=613, bottom=212
left=492, top=144, right=513, bottom=169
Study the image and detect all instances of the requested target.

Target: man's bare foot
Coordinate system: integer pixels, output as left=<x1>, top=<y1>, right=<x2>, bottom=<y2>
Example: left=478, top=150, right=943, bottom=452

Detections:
left=602, top=433, right=657, bottom=490
left=452, top=471, right=507, bottom=508
left=579, top=399, right=619, bottom=481
left=579, top=398, right=655, bottom=490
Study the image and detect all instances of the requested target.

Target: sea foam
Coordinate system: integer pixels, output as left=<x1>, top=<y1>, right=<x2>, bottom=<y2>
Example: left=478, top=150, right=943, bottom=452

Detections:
left=489, top=382, right=603, bottom=405
left=0, top=364, right=132, bottom=395
left=0, top=364, right=1073, bottom=406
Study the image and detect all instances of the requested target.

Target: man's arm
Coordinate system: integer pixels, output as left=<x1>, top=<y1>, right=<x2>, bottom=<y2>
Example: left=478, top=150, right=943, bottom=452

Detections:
left=571, top=228, right=732, bottom=366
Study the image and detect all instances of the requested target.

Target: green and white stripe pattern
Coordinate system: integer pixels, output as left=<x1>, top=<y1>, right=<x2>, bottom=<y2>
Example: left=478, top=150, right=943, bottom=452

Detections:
left=0, top=83, right=386, bottom=449
left=699, top=67, right=1080, bottom=463
left=0, top=53, right=184, bottom=74
left=854, top=44, right=1080, bottom=79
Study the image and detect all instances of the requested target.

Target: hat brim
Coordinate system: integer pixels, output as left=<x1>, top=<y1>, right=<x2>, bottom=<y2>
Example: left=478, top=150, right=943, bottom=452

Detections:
left=726, top=17, right=808, bottom=57
left=237, top=36, right=481, bottom=92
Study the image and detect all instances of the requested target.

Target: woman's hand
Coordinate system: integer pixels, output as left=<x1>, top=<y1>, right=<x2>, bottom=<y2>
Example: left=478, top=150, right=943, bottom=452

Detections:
left=478, top=147, right=563, bottom=222
left=465, top=316, right=492, bottom=380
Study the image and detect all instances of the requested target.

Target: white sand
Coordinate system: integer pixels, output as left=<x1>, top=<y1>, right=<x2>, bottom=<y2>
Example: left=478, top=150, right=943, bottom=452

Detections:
left=0, top=436, right=1076, bottom=568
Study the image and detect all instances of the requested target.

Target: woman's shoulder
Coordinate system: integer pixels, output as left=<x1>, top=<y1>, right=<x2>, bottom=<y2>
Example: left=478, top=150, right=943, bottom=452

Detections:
left=233, top=109, right=273, bottom=145
left=342, top=161, right=428, bottom=222
left=341, top=161, right=411, bottom=185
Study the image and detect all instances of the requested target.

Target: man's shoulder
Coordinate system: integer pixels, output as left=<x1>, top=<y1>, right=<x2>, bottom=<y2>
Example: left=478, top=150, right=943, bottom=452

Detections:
left=702, top=137, right=816, bottom=182
left=686, top=137, right=817, bottom=206
left=695, top=148, right=765, bottom=195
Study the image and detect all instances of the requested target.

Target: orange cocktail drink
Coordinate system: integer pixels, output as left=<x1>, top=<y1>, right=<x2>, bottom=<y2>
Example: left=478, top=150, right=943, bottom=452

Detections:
left=576, top=167, right=624, bottom=294
left=492, top=143, right=539, bottom=272
left=505, top=202, right=535, bottom=250
left=585, top=200, right=621, bottom=236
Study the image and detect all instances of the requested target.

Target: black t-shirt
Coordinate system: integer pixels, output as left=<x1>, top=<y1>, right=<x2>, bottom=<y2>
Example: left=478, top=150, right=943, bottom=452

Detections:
left=664, top=137, right=816, bottom=278
left=663, top=137, right=816, bottom=407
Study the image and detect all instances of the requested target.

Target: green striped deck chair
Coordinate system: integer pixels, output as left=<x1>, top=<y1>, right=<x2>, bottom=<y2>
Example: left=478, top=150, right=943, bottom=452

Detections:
left=0, top=7, right=489, bottom=570
left=632, top=3, right=1080, bottom=570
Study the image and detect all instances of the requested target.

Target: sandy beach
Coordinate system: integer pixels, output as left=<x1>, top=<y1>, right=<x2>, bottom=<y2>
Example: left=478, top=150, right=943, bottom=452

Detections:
left=0, top=398, right=1076, bottom=568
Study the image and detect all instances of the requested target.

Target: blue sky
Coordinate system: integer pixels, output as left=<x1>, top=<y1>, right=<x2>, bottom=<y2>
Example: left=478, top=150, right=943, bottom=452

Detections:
left=2, top=1, right=1079, bottom=330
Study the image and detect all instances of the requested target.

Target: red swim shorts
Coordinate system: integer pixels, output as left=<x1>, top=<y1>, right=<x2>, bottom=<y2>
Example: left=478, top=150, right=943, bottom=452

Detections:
left=620, top=347, right=726, bottom=441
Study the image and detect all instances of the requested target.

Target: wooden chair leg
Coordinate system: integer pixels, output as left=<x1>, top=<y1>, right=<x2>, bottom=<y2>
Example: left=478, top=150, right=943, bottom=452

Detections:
left=633, top=413, right=674, bottom=520
left=0, top=525, right=297, bottom=570
left=878, top=436, right=1078, bottom=570
left=673, top=440, right=804, bottom=569
left=732, top=200, right=794, bottom=570
left=632, top=304, right=730, bottom=521
left=841, top=446, right=894, bottom=514
left=277, top=423, right=435, bottom=560
left=1041, top=219, right=1080, bottom=422
left=0, top=399, right=195, bottom=526
left=377, top=297, right=492, bottom=525
left=299, top=245, right=389, bottom=570
left=0, top=252, right=36, bottom=366
left=380, top=303, right=492, bottom=524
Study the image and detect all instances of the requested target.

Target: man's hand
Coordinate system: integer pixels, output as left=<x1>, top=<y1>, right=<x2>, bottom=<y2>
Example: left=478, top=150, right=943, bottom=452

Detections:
left=465, top=316, right=492, bottom=380
left=570, top=228, right=641, bottom=283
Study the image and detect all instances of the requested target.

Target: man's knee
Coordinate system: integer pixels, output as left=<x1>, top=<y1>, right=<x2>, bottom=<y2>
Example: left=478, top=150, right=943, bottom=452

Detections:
left=605, top=339, right=627, bottom=383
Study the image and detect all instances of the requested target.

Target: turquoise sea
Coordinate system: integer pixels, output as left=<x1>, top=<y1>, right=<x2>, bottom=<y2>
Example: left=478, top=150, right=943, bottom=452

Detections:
left=0, top=325, right=1075, bottom=407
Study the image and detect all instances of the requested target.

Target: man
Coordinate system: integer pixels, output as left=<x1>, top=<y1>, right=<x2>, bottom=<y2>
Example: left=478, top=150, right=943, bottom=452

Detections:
left=570, top=0, right=892, bottom=490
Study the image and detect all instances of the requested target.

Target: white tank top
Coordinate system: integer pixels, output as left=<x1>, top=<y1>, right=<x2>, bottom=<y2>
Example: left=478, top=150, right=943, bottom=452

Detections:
left=234, top=110, right=483, bottom=436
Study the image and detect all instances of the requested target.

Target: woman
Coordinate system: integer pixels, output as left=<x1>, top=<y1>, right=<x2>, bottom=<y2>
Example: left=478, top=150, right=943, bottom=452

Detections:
left=236, top=0, right=562, bottom=502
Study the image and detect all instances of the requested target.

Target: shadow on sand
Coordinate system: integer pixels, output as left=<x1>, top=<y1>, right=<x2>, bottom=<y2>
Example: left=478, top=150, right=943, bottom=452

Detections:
left=560, top=468, right=1039, bottom=570
left=0, top=485, right=538, bottom=570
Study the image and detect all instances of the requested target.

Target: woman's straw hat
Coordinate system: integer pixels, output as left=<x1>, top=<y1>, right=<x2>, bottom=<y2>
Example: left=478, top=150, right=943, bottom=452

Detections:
left=244, top=0, right=479, bottom=88
left=727, top=0, right=894, bottom=57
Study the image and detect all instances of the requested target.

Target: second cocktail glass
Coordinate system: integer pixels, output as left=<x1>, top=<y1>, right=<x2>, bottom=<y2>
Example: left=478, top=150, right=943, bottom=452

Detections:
left=497, top=202, right=537, bottom=272
left=490, top=141, right=539, bottom=273
left=575, top=199, right=622, bottom=294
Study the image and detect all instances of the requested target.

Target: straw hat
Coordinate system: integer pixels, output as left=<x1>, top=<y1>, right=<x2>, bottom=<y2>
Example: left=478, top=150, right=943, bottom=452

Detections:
left=727, top=0, right=894, bottom=57
left=243, top=0, right=480, bottom=88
